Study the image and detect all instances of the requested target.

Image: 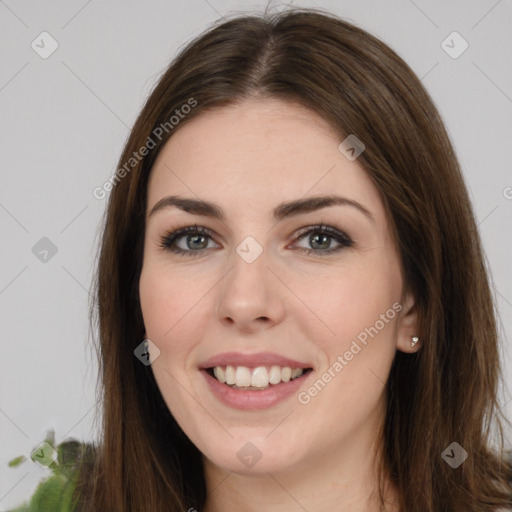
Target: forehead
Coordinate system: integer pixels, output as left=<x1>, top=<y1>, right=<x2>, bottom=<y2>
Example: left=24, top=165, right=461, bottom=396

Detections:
left=147, top=98, right=384, bottom=220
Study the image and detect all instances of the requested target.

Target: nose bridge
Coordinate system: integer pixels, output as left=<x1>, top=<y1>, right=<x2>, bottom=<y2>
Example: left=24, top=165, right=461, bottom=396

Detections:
left=216, top=235, right=285, bottom=328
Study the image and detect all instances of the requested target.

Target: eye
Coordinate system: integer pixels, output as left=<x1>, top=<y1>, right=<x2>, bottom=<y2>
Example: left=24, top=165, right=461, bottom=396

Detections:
left=291, top=223, right=353, bottom=255
left=158, top=224, right=219, bottom=256
left=158, top=223, right=353, bottom=257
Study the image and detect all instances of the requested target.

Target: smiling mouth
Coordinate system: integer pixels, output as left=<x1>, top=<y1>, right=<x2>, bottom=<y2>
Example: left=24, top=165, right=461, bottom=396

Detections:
left=206, top=365, right=313, bottom=391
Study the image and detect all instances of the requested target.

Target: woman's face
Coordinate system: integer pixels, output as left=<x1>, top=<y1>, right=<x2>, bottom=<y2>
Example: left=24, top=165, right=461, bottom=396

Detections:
left=139, top=98, right=418, bottom=477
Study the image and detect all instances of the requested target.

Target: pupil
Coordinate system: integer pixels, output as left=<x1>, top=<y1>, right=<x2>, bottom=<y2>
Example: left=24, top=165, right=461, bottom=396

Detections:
left=188, top=234, right=207, bottom=250
left=311, top=233, right=330, bottom=250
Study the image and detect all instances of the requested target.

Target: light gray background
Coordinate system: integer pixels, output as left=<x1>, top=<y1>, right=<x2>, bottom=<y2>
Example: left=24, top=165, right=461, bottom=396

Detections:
left=1, top=0, right=511, bottom=508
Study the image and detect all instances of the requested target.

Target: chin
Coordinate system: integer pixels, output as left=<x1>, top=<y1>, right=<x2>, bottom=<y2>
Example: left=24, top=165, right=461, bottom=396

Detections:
left=200, top=435, right=304, bottom=475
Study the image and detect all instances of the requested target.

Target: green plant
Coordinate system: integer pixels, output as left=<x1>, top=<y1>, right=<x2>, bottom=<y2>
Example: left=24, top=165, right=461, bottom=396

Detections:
left=6, top=430, right=92, bottom=512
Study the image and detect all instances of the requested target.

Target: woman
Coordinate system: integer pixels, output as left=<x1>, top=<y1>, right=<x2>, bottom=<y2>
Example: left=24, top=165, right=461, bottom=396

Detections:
left=74, top=7, right=512, bottom=511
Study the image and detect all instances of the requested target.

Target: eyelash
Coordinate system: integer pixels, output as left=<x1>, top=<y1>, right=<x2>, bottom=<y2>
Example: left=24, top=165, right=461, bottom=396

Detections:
left=158, top=223, right=354, bottom=257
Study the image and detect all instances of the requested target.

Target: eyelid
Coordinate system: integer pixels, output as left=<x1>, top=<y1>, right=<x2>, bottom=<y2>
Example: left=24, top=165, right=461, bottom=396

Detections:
left=157, top=224, right=219, bottom=249
left=289, top=223, right=354, bottom=252
left=292, top=223, right=352, bottom=243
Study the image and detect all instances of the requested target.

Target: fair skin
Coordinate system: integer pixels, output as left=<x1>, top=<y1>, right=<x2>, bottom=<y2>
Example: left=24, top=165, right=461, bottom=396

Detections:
left=139, top=98, right=419, bottom=512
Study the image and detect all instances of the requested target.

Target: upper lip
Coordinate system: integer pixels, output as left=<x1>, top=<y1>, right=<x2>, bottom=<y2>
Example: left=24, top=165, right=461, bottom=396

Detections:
left=199, top=351, right=312, bottom=369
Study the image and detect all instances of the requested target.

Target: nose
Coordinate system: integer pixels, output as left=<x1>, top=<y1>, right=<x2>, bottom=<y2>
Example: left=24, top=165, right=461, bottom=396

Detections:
left=215, top=246, right=286, bottom=333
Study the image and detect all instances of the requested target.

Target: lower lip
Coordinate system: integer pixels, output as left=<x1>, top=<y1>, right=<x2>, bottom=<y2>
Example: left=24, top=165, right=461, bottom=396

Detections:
left=200, top=369, right=311, bottom=410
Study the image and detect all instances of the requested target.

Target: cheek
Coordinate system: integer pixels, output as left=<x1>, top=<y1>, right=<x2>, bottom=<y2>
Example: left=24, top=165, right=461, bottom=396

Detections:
left=139, top=264, right=189, bottom=358
left=139, top=261, right=219, bottom=371
left=140, top=262, right=199, bottom=336
left=293, top=264, right=400, bottom=433
left=139, top=264, right=223, bottom=454
left=290, top=256, right=401, bottom=352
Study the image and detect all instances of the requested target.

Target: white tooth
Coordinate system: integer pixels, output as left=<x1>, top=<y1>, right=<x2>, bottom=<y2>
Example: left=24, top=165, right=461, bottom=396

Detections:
left=213, top=366, right=226, bottom=383
left=225, top=365, right=236, bottom=385
left=281, top=367, right=292, bottom=382
left=291, top=368, right=303, bottom=379
left=251, top=366, right=269, bottom=387
left=269, top=365, right=282, bottom=385
left=235, top=366, right=252, bottom=387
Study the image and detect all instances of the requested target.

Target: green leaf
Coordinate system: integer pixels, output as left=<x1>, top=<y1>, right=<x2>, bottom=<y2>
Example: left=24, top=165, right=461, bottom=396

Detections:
left=7, top=432, right=93, bottom=512
left=6, top=502, right=30, bottom=511
left=8, top=455, right=27, bottom=468
left=29, top=469, right=79, bottom=512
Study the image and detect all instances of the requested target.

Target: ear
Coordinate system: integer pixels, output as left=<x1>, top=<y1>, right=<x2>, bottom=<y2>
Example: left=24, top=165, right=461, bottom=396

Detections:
left=396, top=291, right=421, bottom=353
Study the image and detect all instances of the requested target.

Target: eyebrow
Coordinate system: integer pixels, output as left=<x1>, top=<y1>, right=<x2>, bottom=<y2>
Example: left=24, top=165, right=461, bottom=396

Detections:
left=147, top=194, right=375, bottom=225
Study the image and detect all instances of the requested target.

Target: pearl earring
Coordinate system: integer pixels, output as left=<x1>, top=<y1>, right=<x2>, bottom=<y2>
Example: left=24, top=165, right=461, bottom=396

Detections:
left=411, top=336, right=419, bottom=348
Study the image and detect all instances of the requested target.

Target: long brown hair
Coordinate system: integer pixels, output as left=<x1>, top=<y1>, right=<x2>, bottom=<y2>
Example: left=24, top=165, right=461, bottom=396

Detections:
left=75, top=7, right=512, bottom=511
